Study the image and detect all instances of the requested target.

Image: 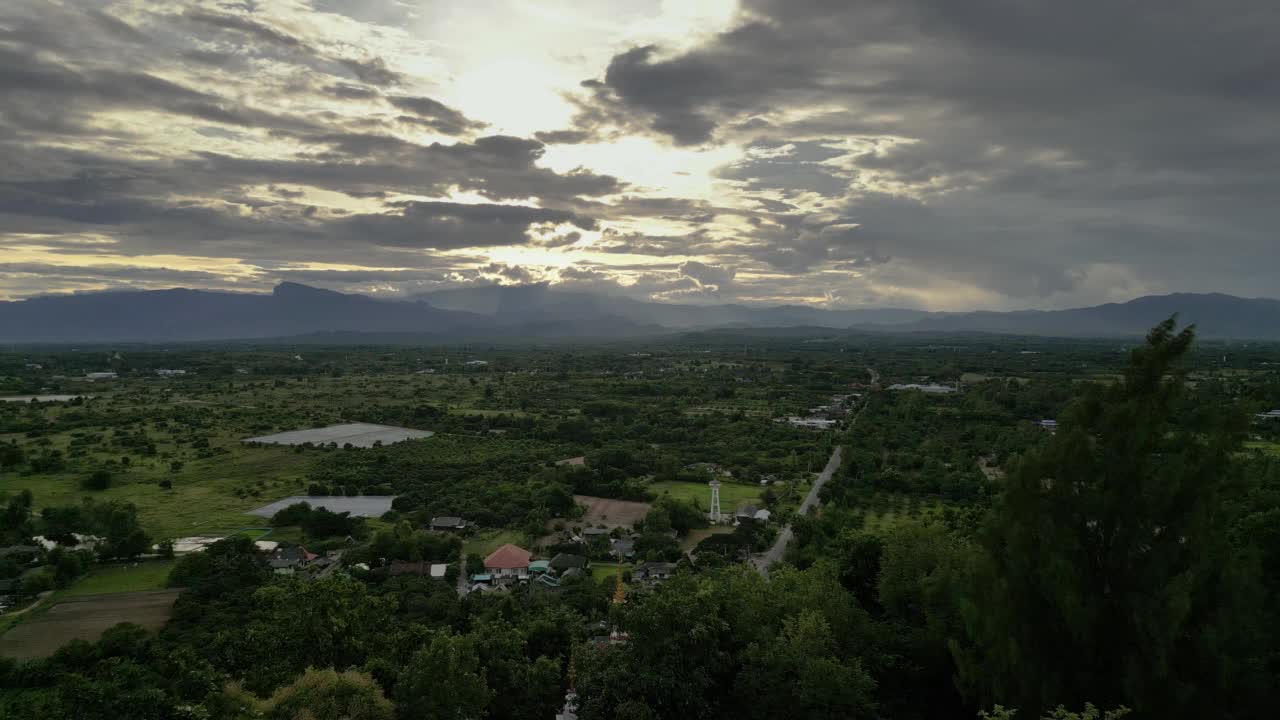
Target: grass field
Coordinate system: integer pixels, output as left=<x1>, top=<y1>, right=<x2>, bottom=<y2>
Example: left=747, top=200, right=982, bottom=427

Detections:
left=462, top=529, right=527, bottom=559
left=590, top=562, right=627, bottom=581
left=1244, top=441, right=1280, bottom=457
left=0, top=444, right=311, bottom=540
left=62, top=561, right=175, bottom=598
left=649, top=480, right=763, bottom=511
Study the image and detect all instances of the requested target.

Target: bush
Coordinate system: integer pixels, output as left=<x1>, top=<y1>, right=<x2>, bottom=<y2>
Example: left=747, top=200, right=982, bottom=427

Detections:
left=81, top=469, right=112, bottom=491
left=158, top=479, right=173, bottom=490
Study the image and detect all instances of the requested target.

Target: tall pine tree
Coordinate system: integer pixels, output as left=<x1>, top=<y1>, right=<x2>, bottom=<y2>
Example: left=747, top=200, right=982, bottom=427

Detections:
left=955, top=319, right=1263, bottom=718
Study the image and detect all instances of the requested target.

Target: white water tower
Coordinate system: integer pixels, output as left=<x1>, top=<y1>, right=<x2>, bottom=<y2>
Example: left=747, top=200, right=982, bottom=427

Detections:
left=709, top=479, right=722, bottom=523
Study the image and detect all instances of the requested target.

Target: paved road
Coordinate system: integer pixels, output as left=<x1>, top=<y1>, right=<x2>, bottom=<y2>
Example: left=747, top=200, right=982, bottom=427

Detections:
left=752, top=368, right=876, bottom=577
left=752, top=445, right=842, bottom=577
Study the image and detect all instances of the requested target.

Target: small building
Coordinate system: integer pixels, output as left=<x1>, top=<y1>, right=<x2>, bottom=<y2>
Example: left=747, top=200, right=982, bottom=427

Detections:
left=84, top=372, right=118, bottom=381
left=610, top=537, right=636, bottom=560
left=484, top=544, right=532, bottom=578
left=549, top=553, right=588, bottom=575
left=581, top=527, right=611, bottom=538
left=1255, top=410, right=1280, bottom=421
left=735, top=505, right=761, bottom=523
left=633, top=562, right=676, bottom=583
left=155, top=369, right=187, bottom=376
left=254, top=540, right=280, bottom=552
left=754, top=509, right=772, bottom=522
left=1038, top=419, right=1059, bottom=432
left=429, top=563, right=448, bottom=579
left=528, top=560, right=552, bottom=575
left=269, top=546, right=316, bottom=574
left=429, top=516, right=467, bottom=531
left=464, top=360, right=489, bottom=366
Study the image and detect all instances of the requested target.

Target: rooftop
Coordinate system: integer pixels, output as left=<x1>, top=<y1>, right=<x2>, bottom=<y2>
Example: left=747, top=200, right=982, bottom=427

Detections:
left=484, top=543, right=532, bottom=569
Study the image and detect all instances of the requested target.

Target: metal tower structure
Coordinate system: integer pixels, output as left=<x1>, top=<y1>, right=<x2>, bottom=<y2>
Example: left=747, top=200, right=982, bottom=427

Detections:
left=709, top=479, right=722, bottom=523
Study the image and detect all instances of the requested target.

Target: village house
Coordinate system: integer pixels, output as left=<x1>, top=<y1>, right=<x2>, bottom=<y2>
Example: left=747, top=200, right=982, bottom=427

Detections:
left=549, top=553, right=588, bottom=575
left=610, top=536, right=636, bottom=560
left=484, top=543, right=532, bottom=578
left=268, top=546, right=316, bottom=574
left=633, top=561, right=676, bottom=583
left=429, top=516, right=468, bottom=531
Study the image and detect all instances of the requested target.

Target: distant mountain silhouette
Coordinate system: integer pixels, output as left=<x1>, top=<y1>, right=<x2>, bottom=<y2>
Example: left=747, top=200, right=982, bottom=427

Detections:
left=1, top=283, right=1276, bottom=342
left=865, top=293, right=1280, bottom=339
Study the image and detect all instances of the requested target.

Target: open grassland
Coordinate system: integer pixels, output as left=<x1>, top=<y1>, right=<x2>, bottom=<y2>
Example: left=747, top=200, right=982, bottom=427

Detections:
left=0, top=447, right=309, bottom=540
left=62, top=560, right=175, bottom=598
left=0, top=589, right=180, bottom=661
left=649, top=480, right=763, bottom=511
left=590, top=562, right=627, bottom=581
left=462, top=529, right=527, bottom=559
left=1244, top=440, right=1280, bottom=457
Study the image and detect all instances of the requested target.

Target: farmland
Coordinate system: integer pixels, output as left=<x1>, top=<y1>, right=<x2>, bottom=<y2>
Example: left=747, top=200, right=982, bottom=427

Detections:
left=571, top=494, right=652, bottom=529
left=0, top=589, right=181, bottom=661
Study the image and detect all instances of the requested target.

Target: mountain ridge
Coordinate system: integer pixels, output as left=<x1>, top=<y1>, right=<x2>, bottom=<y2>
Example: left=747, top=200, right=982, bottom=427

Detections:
left=1, top=284, right=1277, bottom=343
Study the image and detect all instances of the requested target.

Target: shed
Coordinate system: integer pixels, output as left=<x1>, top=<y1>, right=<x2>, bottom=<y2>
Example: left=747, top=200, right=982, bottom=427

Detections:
left=549, top=553, right=588, bottom=574
left=430, top=516, right=467, bottom=531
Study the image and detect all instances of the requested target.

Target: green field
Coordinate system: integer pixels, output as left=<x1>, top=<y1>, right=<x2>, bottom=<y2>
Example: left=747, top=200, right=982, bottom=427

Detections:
left=0, top=444, right=311, bottom=540
left=649, top=480, right=763, bottom=510
left=590, top=562, right=627, bottom=581
left=1244, top=441, right=1280, bottom=457
left=61, top=560, right=175, bottom=597
left=462, top=529, right=527, bottom=559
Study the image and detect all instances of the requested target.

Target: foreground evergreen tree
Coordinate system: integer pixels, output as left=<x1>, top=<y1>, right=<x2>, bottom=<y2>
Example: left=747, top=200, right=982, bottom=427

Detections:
left=956, top=319, right=1264, bottom=717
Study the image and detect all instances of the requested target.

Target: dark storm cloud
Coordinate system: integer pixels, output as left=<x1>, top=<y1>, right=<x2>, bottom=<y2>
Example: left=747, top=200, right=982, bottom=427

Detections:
left=387, top=95, right=487, bottom=135
left=336, top=56, right=403, bottom=87
left=572, top=0, right=1280, bottom=302
left=338, top=200, right=594, bottom=250
left=182, top=8, right=404, bottom=86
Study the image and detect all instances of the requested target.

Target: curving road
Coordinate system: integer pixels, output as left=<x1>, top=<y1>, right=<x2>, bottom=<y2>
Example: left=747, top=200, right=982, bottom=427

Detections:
left=752, top=446, right=842, bottom=577
left=752, top=368, right=875, bottom=577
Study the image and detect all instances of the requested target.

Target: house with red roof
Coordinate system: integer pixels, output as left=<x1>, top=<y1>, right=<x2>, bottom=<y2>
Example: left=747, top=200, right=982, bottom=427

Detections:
left=484, top=543, right=532, bottom=578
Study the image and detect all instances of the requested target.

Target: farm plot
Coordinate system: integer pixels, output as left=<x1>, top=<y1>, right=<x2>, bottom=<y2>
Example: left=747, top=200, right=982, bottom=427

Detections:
left=0, top=589, right=181, bottom=661
left=243, top=422, right=433, bottom=448
left=573, top=495, right=652, bottom=529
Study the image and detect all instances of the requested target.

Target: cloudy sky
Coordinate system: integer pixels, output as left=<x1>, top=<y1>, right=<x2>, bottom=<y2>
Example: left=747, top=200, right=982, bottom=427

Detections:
left=1, top=0, right=1276, bottom=310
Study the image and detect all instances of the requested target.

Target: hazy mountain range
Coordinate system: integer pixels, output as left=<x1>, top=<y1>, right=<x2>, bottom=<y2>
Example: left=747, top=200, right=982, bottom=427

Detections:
left=1, top=283, right=1277, bottom=343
